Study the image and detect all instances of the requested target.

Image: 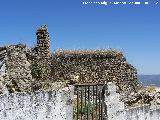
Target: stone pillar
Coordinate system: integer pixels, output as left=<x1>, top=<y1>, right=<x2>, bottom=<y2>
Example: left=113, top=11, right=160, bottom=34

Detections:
left=104, top=82, right=125, bottom=120
left=36, top=25, right=51, bottom=59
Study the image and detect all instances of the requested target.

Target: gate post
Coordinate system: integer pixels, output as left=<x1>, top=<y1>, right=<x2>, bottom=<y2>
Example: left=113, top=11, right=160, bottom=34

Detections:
left=103, top=82, right=126, bottom=120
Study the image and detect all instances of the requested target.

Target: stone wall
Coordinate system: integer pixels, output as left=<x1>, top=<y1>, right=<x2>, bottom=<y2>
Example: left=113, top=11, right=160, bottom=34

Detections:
left=0, top=44, right=33, bottom=93
left=0, top=86, right=74, bottom=120
left=0, top=46, right=7, bottom=93
left=0, top=43, right=66, bottom=93
left=104, top=82, right=160, bottom=120
left=1, top=25, right=140, bottom=96
left=51, top=49, right=139, bottom=95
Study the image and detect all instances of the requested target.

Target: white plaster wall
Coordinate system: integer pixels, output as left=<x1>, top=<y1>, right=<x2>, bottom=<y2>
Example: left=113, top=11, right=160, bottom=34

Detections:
left=0, top=86, right=74, bottom=120
left=105, top=82, right=160, bottom=120
left=124, top=105, right=160, bottom=120
left=125, top=105, right=150, bottom=120
left=150, top=109, right=160, bottom=120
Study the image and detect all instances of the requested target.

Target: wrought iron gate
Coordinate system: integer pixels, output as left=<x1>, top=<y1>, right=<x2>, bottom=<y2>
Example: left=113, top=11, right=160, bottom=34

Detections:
left=74, top=83, right=105, bottom=120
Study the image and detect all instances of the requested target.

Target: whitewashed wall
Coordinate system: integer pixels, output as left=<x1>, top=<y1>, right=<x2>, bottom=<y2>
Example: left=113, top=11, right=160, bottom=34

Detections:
left=125, top=105, right=160, bottom=120
left=0, top=86, right=74, bottom=120
left=104, top=82, right=160, bottom=120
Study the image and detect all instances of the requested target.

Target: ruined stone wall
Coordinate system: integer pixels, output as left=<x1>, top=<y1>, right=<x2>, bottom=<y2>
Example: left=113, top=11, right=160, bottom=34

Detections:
left=0, top=44, right=33, bottom=93
left=0, top=25, right=140, bottom=95
left=0, top=86, right=74, bottom=120
left=51, top=49, right=139, bottom=93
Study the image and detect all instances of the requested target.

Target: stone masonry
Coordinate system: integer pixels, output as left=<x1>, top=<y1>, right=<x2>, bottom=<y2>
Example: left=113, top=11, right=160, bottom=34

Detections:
left=0, top=25, right=140, bottom=98
left=0, top=44, right=33, bottom=93
left=36, top=25, right=51, bottom=59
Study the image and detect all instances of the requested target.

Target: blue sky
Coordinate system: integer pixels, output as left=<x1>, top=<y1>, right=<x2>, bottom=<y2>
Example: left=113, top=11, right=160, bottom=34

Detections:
left=0, top=0, right=160, bottom=75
